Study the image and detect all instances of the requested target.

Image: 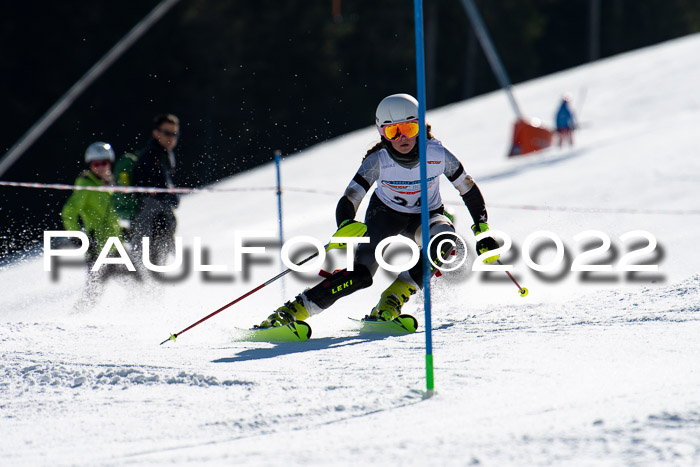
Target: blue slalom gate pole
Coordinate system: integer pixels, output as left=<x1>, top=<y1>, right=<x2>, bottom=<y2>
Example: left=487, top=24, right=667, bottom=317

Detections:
left=274, top=150, right=286, bottom=297
left=413, top=0, right=434, bottom=396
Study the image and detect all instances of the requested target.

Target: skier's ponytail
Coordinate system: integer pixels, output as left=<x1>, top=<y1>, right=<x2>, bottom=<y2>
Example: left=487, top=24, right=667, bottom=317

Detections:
left=362, top=141, right=384, bottom=161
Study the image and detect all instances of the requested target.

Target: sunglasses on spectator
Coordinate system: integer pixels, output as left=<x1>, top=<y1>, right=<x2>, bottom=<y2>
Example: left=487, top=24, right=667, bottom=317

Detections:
left=158, top=128, right=179, bottom=138
left=90, top=160, right=111, bottom=167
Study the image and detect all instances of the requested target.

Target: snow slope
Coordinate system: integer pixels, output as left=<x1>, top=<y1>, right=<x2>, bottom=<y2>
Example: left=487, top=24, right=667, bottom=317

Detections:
left=2, top=34, right=700, bottom=466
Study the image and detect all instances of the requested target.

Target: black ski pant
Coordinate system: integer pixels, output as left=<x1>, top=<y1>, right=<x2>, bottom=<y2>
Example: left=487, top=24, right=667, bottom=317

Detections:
left=305, top=194, right=456, bottom=311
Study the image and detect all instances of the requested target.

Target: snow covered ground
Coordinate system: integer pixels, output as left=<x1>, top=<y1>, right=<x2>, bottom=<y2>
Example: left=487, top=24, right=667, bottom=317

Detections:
left=2, top=34, right=700, bottom=466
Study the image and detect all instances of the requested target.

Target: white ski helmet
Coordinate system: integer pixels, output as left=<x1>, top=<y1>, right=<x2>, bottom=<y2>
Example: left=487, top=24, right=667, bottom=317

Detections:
left=375, top=93, right=419, bottom=127
left=84, top=142, right=115, bottom=163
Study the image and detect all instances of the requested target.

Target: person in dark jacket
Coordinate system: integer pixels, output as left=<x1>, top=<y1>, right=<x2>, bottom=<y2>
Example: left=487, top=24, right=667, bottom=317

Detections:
left=131, top=113, right=181, bottom=265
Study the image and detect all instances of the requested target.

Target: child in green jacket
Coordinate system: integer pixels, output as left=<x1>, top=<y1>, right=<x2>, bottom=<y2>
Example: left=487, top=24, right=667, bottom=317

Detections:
left=61, top=142, right=124, bottom=303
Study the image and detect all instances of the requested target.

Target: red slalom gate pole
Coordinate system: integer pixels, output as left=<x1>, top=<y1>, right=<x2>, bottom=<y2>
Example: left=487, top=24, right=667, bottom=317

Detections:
left=159, top=248, right=322, bottom=345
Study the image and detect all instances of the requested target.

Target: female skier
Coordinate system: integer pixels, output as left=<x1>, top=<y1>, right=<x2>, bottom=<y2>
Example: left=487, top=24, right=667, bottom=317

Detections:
left=256, top=93, right=499, bottom=328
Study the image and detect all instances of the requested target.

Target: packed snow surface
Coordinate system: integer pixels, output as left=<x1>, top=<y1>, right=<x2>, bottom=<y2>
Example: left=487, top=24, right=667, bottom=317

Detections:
left=2, top=34, right=700, bottom=465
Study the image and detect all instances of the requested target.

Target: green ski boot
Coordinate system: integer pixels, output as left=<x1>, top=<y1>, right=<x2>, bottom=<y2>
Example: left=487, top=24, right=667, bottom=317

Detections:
left=256, top=295, right=310, bottom=329
left=368, top=277, right=417, bottom=321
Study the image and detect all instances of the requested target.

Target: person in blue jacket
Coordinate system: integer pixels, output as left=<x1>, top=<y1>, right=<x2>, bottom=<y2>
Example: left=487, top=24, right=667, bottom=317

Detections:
left=555, top=93, right=576, bottom=148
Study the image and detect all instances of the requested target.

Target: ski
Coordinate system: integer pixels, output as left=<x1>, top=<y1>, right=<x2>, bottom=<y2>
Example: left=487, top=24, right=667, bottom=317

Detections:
left=350, top=314, right=418, bottom=335
left=238, top=320, right=312, bottom=342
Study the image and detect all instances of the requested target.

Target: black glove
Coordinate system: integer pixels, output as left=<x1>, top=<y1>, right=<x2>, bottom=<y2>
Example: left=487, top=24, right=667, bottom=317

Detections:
left=471, top=222, right=500, bottom=264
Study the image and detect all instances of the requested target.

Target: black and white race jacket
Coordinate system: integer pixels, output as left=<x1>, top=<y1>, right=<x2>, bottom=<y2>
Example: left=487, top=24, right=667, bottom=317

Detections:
left=336, top=138, right=488, bottom=225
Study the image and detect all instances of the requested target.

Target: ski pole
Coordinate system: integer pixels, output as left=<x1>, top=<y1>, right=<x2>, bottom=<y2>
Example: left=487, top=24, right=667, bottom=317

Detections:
left=497, top=260, right=528, bottom=297
left=160, top=222, right=368, bottom=345
left=160, top=247, right=323, bottom=345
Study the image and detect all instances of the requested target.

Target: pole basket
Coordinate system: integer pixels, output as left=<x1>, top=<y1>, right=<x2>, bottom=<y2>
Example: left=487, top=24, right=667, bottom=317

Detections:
left=508, top=118, right=553, bottom=157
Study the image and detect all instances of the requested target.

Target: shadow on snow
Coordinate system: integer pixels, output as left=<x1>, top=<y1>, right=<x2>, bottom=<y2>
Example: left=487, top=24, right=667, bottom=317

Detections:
left=212, top=332, right=409, bottom=363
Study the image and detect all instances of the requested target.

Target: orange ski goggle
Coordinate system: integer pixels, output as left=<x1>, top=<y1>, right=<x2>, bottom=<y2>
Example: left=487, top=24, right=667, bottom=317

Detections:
left=380, top=120, right=419, bottom=140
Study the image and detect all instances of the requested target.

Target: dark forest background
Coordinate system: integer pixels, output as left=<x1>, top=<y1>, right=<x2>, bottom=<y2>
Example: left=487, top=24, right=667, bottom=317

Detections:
left=2, top=0, right=700, bottom=259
